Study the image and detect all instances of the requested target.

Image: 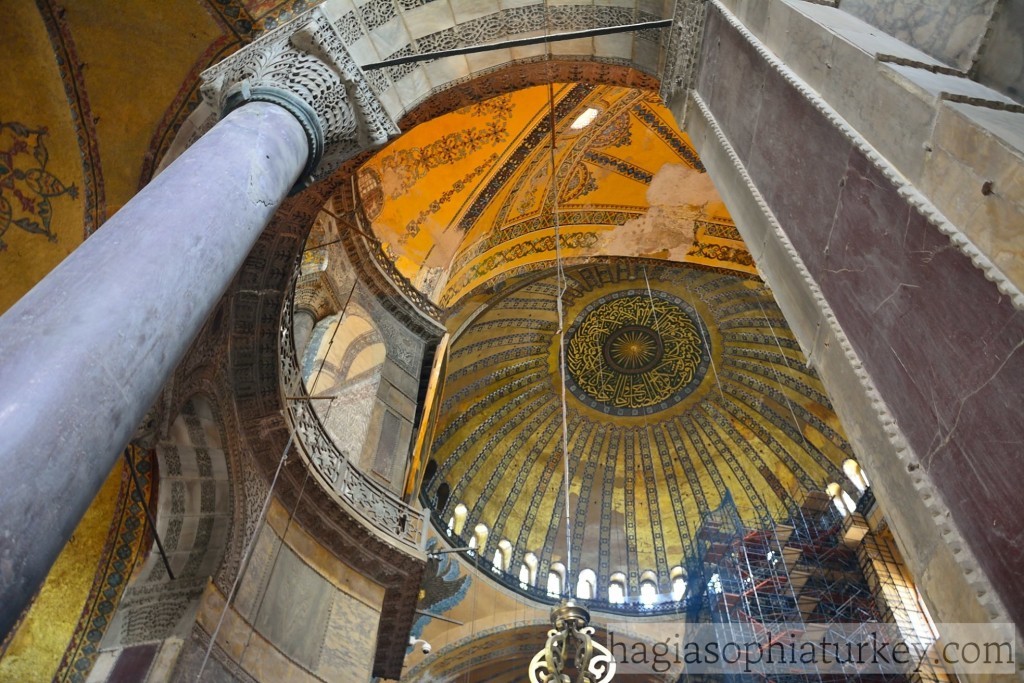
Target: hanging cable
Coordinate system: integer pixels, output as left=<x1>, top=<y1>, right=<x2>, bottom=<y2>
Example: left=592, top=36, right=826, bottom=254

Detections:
left=540, top=0, right=573, bottom=598
left=197, top=431, right=293, bottom=680
left=198, top=264, right=359, bottom=679
left=238, top=273, right=360, bottom=669
left=755, top=297, right=812, bottom=451
left=663, top=266, right=725, bottom=405
left=123, top=447, right=175, bottom=581
left=239, top=464, right=314, bottom=671
left=529, top=13, right=617, bottom=680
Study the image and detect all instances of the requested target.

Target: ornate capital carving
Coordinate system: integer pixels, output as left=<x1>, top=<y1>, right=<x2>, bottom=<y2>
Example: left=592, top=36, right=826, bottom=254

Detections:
left=659, top=0, right=711, bottom=115
left=201, top=7, right=399, bottom=190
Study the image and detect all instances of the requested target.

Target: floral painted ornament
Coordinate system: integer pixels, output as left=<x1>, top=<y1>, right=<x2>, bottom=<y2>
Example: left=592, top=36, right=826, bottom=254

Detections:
left=0, top=120, right=78, bottom=251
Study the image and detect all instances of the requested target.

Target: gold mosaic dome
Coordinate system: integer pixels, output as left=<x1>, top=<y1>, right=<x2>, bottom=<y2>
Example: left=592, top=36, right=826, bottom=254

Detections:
left=425, top=261, right=854, bottom=596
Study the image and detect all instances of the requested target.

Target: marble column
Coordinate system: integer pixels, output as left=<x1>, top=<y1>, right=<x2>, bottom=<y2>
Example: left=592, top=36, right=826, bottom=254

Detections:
left=0, top=6, right=396, bottom=637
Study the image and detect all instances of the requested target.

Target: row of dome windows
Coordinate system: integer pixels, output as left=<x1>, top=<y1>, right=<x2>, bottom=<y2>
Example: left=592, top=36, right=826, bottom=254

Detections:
left=444, top=459, right=871, bottom=605
left=533, top=565, right=690, bottom=607
left=443, top=514, right=682, bottom=605
left=828, top=459, right=870, bottom=516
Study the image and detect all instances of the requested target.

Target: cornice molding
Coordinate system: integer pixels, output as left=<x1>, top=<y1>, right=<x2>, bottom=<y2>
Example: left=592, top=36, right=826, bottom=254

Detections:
left=701, top=0, right=1023, bottom=310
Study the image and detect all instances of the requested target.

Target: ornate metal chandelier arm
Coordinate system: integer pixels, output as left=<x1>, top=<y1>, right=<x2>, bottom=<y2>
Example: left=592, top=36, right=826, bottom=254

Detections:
left=530, top=602, right=616, bottom=682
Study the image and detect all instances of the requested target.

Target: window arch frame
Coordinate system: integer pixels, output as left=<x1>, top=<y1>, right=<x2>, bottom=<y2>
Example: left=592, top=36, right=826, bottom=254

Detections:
left=638, top=570, right=659, bottom=608
left=608, top=572, right=627, bottom=605
left=547, top=562, right=567, bottom=598
left=576, top=568, right=597, bottom=600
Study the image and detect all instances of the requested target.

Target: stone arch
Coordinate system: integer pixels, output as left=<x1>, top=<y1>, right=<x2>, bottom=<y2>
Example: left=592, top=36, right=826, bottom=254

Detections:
left=305, top=304, right=386, bottom=387
left=168, top=1, right=668, bottom=173
left=304, top=301, right=395, bottom=478
left=100, top=395, right=233, bottom=655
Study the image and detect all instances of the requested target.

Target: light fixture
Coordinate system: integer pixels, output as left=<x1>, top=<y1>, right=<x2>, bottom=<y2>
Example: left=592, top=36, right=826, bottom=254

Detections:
left=528, top=601, right=616, bottom=683
left=528, top=11, right=616, bottom=678
left=570, top=106, right=599, bottom=130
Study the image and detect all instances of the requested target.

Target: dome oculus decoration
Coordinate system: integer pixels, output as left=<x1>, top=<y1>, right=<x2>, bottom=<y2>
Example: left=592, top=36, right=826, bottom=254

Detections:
left=564, top=290, right=710, bottom=415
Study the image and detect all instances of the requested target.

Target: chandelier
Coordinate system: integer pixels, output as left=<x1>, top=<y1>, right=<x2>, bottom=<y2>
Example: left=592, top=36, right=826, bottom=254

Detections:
left=527, top=0, right=617, bottom=673
left=528, top=601, right=616, bottom=683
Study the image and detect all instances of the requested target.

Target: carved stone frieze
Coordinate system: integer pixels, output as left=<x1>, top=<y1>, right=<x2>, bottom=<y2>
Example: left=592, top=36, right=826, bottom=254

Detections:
left=659, top=0, right=712, bottom=115
left=200, top=6, right=399, bottom=189
left=294, top=269, right=342, bottom=321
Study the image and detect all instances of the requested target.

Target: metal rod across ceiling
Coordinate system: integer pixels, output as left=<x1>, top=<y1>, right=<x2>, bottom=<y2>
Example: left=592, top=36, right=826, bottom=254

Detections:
left=362, top=19, right=673, bottom=70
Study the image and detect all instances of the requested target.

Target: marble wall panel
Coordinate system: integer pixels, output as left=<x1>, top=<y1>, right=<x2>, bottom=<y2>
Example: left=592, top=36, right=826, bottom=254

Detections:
left=316, top=590, right=380, bottom=680
left=697, top=12, right=769, bottom=165
left=106, top=643, right=158, bottom=682
left=837, top=0, right=997, bottom=69
left=252, top=546, right=334, bottom=670
left=698, top=5, right=1024, bottom=625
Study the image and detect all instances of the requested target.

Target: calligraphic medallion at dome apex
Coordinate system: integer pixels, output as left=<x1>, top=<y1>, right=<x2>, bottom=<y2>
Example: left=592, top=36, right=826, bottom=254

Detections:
left=565, top=290, right=710, bottom=416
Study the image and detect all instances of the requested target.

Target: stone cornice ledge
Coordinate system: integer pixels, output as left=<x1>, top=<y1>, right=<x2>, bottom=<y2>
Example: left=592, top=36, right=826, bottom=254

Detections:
left=659, top=0, right=711, bottom=119
left=705, top=0, right=1024, bottom=311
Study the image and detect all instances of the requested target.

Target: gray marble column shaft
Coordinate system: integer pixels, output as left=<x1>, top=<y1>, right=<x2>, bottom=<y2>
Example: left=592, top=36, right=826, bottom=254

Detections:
left=0, top=102, right=307, bottom=636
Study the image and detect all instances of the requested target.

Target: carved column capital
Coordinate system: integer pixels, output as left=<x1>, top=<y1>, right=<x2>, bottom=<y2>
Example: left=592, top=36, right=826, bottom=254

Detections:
left=659, top=0, right=712, bottom=115
left=201, top=7, right=399, bottom=190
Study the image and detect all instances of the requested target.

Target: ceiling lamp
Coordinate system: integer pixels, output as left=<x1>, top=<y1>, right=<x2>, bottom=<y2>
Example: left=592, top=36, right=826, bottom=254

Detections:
left=528, top=602, right=616, bottom=682
left=570, top=107, right=599, bottom=129
left=529, top=4, right=616, bottom=677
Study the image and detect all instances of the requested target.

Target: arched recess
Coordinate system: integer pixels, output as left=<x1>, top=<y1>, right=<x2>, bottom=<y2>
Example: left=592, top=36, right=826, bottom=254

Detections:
left=99, top=396, right=233, bottom=659
left=304, top=303, right=387, bottom=470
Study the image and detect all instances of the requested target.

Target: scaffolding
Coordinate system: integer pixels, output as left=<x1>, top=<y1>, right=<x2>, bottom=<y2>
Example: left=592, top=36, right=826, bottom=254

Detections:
left=684, top=491, right=953, bottom=682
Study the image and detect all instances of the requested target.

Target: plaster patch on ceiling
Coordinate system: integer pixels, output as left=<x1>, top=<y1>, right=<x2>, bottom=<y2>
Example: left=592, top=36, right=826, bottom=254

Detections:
left=354, top=85, right=758, bottom=310
left=598, top=163, right=719, bottom=261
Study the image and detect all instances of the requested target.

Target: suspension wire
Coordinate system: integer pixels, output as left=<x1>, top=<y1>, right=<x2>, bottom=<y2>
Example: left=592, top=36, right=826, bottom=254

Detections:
left=755, top=298, right=811, bottom=449
left=641, top=263, right=661, bottom=333
left=638, top=264, right=662, bottom=570
left=362, top=19, right=672, bottom=70
left=238, top=273, right=361, bottom=668
left=689, top=275, right=726, bottom=406
left=543, top=0, right=573, bottom=597
left=197, top=266, right=359, bottom=679
left=239, top=464, right=314, bottom=670
left=308, top=273, right=360, bottom=397
left=197, top=431, right=293, bottom=680
left=123, top=447, right=175, bottom=580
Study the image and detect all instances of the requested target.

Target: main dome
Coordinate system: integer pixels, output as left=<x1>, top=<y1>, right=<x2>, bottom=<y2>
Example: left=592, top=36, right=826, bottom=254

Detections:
left=423, top=261, right=854, bottom=597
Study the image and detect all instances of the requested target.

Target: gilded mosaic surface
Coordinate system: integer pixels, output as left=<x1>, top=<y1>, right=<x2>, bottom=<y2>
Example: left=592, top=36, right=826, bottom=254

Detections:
left=354, top=84, right=750, bottom=306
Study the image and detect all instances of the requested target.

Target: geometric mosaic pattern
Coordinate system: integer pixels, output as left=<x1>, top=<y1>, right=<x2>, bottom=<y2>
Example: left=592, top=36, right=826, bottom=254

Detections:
left=54, top=446, right=154, bottom=683
left=566, top=290, right=710, bottom=415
